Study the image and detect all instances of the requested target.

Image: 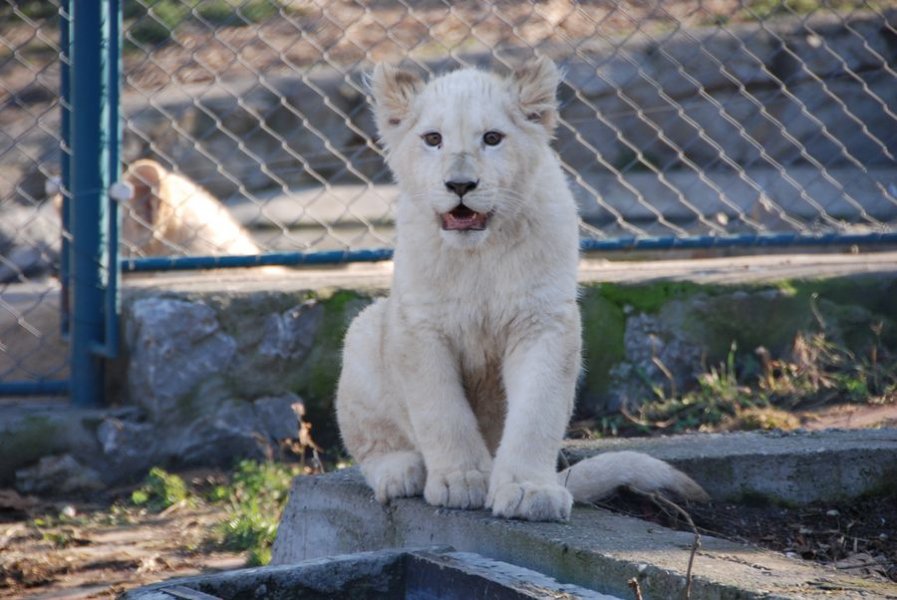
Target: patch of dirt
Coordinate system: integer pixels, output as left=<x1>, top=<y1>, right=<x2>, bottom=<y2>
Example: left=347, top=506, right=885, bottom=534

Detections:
left=800, top=402, right=897, bottom=431
left=599, top=490, right=897, bottom=584
left=0, top=492, right=244, bottom=599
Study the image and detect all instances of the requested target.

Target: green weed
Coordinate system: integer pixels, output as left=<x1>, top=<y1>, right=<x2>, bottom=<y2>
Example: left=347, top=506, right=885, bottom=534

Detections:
left=758, top=327, right=897, bottom=408
left=131, top=467, right=190, bottom=511
left=588, top=327, right=896, bottom=437
left=213, top=460, right=302, bottom=566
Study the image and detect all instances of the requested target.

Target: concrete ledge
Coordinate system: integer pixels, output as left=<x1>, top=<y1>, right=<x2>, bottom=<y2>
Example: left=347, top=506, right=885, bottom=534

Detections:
left=563, top=429, right=897, bottom=504
left=271, top=468, right=896, bottom=600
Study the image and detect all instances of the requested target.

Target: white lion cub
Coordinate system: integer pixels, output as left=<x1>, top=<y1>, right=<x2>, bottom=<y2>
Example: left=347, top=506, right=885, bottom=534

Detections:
left=336, top=58, right=707, bottom=521
left=120, top=159, right=262, bottom=258
left=48, top=159, right=262, bottom=258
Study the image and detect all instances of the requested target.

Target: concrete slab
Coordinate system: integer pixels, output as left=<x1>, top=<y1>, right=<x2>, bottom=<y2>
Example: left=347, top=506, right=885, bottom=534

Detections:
left=6, top=252, right=895, bottom=322
left=272, top=468, right=897, bottom=600
left=115, top=250, right=897, bottom=297
left=562, top=428, right=897, bottom=504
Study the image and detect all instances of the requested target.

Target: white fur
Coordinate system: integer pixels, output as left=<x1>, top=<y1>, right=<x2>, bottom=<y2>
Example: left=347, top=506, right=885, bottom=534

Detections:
left=560, top=451, right=709, bottom=504
left=48, top=160, right=261, bottom=259
left=121, top=159, right=261, bottom=258
left=337, top=59, right=707, bottom=522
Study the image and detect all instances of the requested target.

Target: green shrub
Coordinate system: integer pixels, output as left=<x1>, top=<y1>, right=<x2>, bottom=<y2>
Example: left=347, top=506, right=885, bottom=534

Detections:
left=131, top=467, right=189, bottom=511
left=215, top=460, right=300, bottom=565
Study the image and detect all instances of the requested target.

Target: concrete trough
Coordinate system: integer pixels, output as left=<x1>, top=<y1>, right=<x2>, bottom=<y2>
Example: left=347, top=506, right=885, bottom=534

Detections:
left=122, top=548, right=620, bottom=600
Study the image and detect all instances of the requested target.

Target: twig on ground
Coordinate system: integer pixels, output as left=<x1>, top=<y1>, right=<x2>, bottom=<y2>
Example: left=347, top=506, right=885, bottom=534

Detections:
left=629, top=488, right=702, bottom=600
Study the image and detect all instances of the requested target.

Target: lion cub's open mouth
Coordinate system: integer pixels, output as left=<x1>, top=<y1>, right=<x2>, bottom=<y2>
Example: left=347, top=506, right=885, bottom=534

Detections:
left=441, top=204, right=490, bottom=231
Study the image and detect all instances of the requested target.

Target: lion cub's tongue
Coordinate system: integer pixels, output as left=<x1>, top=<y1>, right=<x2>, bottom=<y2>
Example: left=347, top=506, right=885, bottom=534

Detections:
left=442, top=205, right=487, bottom=231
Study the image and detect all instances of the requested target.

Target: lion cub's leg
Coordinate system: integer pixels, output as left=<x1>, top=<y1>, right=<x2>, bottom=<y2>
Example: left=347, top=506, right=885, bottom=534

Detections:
left=339, top=301, right=493, bottom=509
left=487, top=313, right=581, bottom=521
left=336, top=301, right=425, bottom=503
left=392, top=326, right=494, bottom=510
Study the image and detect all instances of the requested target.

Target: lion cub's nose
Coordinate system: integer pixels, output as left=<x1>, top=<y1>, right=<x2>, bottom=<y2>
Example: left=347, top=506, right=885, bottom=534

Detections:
left=445, top=179, right=478, bottom=198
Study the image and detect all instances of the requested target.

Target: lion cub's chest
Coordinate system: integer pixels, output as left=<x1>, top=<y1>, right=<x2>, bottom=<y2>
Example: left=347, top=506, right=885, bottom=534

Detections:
left=451, top=310, right=518, bottom=453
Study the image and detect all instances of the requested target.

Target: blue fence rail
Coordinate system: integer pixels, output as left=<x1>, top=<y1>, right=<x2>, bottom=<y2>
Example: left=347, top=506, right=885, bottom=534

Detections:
left=1, top=1, right=896, bottom=402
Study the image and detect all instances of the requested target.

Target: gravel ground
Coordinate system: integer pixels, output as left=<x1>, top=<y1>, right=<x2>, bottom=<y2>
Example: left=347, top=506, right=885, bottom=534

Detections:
left=0, top=498, right=243, bottom=599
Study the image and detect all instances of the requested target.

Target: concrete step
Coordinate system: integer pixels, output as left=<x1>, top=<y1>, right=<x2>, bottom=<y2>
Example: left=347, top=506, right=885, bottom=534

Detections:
left=562, top=429, right=897, bottom=505
left=272, top=430, right=897, bottom=599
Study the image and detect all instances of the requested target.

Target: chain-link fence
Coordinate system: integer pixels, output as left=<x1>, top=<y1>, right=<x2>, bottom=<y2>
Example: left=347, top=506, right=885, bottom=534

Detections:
left=1, top=1, right=68, bottom=390
left=2, top=1, right=897, bottom=390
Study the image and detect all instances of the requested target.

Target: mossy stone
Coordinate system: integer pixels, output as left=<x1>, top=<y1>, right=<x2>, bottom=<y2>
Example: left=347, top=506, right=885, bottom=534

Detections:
left=578, top=290, right=625, bottom=412
left=666, top=287, right=811, bottom=360
left=293, top=291, right=374, bottom=447
left=591, top=280, right=708, bottom=314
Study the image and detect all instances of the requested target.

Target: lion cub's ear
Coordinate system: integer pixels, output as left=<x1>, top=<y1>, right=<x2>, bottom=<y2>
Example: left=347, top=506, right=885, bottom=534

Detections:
left=125, top=159, right=166, bottom=225
left=369, top=63, right=424, bottom=139
left=508, top=56, right=561, bottom=134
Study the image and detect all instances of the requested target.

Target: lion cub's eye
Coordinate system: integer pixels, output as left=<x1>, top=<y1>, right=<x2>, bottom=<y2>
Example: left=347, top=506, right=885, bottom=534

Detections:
left=422, top=132, right=442, bottom=147
left=483, top=131, right=504, bottom=146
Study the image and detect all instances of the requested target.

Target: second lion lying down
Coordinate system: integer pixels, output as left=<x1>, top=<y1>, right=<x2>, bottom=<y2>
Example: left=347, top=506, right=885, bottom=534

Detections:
left=336, top=58, right=707, bottom=521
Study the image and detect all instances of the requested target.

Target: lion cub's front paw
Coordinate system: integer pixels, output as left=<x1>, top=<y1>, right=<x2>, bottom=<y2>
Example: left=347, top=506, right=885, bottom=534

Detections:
left=488, top=481, right=573, bottom=522
left=363, top=451, right=426, bottom=504
left=423, top=468, right=489, bottom=510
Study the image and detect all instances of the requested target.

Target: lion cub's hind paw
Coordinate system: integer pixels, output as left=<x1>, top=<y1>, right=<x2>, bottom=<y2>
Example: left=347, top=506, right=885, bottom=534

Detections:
left=363, top=451, right=426, bottom=504
left=424, top=468, right=489, bottom=510
left=489, top=482, right=573, bottom=522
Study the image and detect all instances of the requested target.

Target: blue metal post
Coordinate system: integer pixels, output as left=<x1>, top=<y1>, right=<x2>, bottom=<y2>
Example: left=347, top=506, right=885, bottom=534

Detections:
left=69, top=0, right=116, bottom=407
left=99, top=0, right=121, bottom=360
left=59, top=0, right=71, bottom=337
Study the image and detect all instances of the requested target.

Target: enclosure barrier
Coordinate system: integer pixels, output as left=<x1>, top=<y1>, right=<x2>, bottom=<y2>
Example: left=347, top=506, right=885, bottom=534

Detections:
left=1, top=1, right=895, bottom=403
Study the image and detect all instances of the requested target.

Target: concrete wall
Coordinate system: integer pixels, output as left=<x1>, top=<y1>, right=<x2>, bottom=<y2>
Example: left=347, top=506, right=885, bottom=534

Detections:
left=113, top=269, right=896, bottom=474
left=2, top=258, right=895, bottom=490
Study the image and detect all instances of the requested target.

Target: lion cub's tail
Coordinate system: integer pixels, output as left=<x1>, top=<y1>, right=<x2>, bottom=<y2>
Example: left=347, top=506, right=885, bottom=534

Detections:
left=558, top=451, right=710, bottom=504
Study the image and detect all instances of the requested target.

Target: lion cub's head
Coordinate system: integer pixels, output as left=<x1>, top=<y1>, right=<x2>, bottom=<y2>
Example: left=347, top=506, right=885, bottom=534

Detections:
left=370, top=57, right=561, bottom=248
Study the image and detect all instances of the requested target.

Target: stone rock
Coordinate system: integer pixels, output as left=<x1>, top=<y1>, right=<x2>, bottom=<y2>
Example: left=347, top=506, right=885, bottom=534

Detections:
left=254, top=394, right=304, bottom=442
left=173, top=400, right=270, bottom=467
left=15, top=454, right=104, bottom=495
left=126, top=298, right=237, bottom=423
left=216, top=296, right=327, bottom=399
left=664, top=288, right=809, bottom=358
left=608, top=312, right=705, bottom=409
left=258, top=302, right=324, bottom=362
left=96, top=417, right=158, bottom=473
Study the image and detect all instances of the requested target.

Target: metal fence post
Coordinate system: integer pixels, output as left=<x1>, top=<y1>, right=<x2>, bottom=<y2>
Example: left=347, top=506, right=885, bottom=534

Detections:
left=104, top=0, right=122, bottom=361
left=59, top=0, right=71, bottom=338
left=69, top=0, right=119, bottom=408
